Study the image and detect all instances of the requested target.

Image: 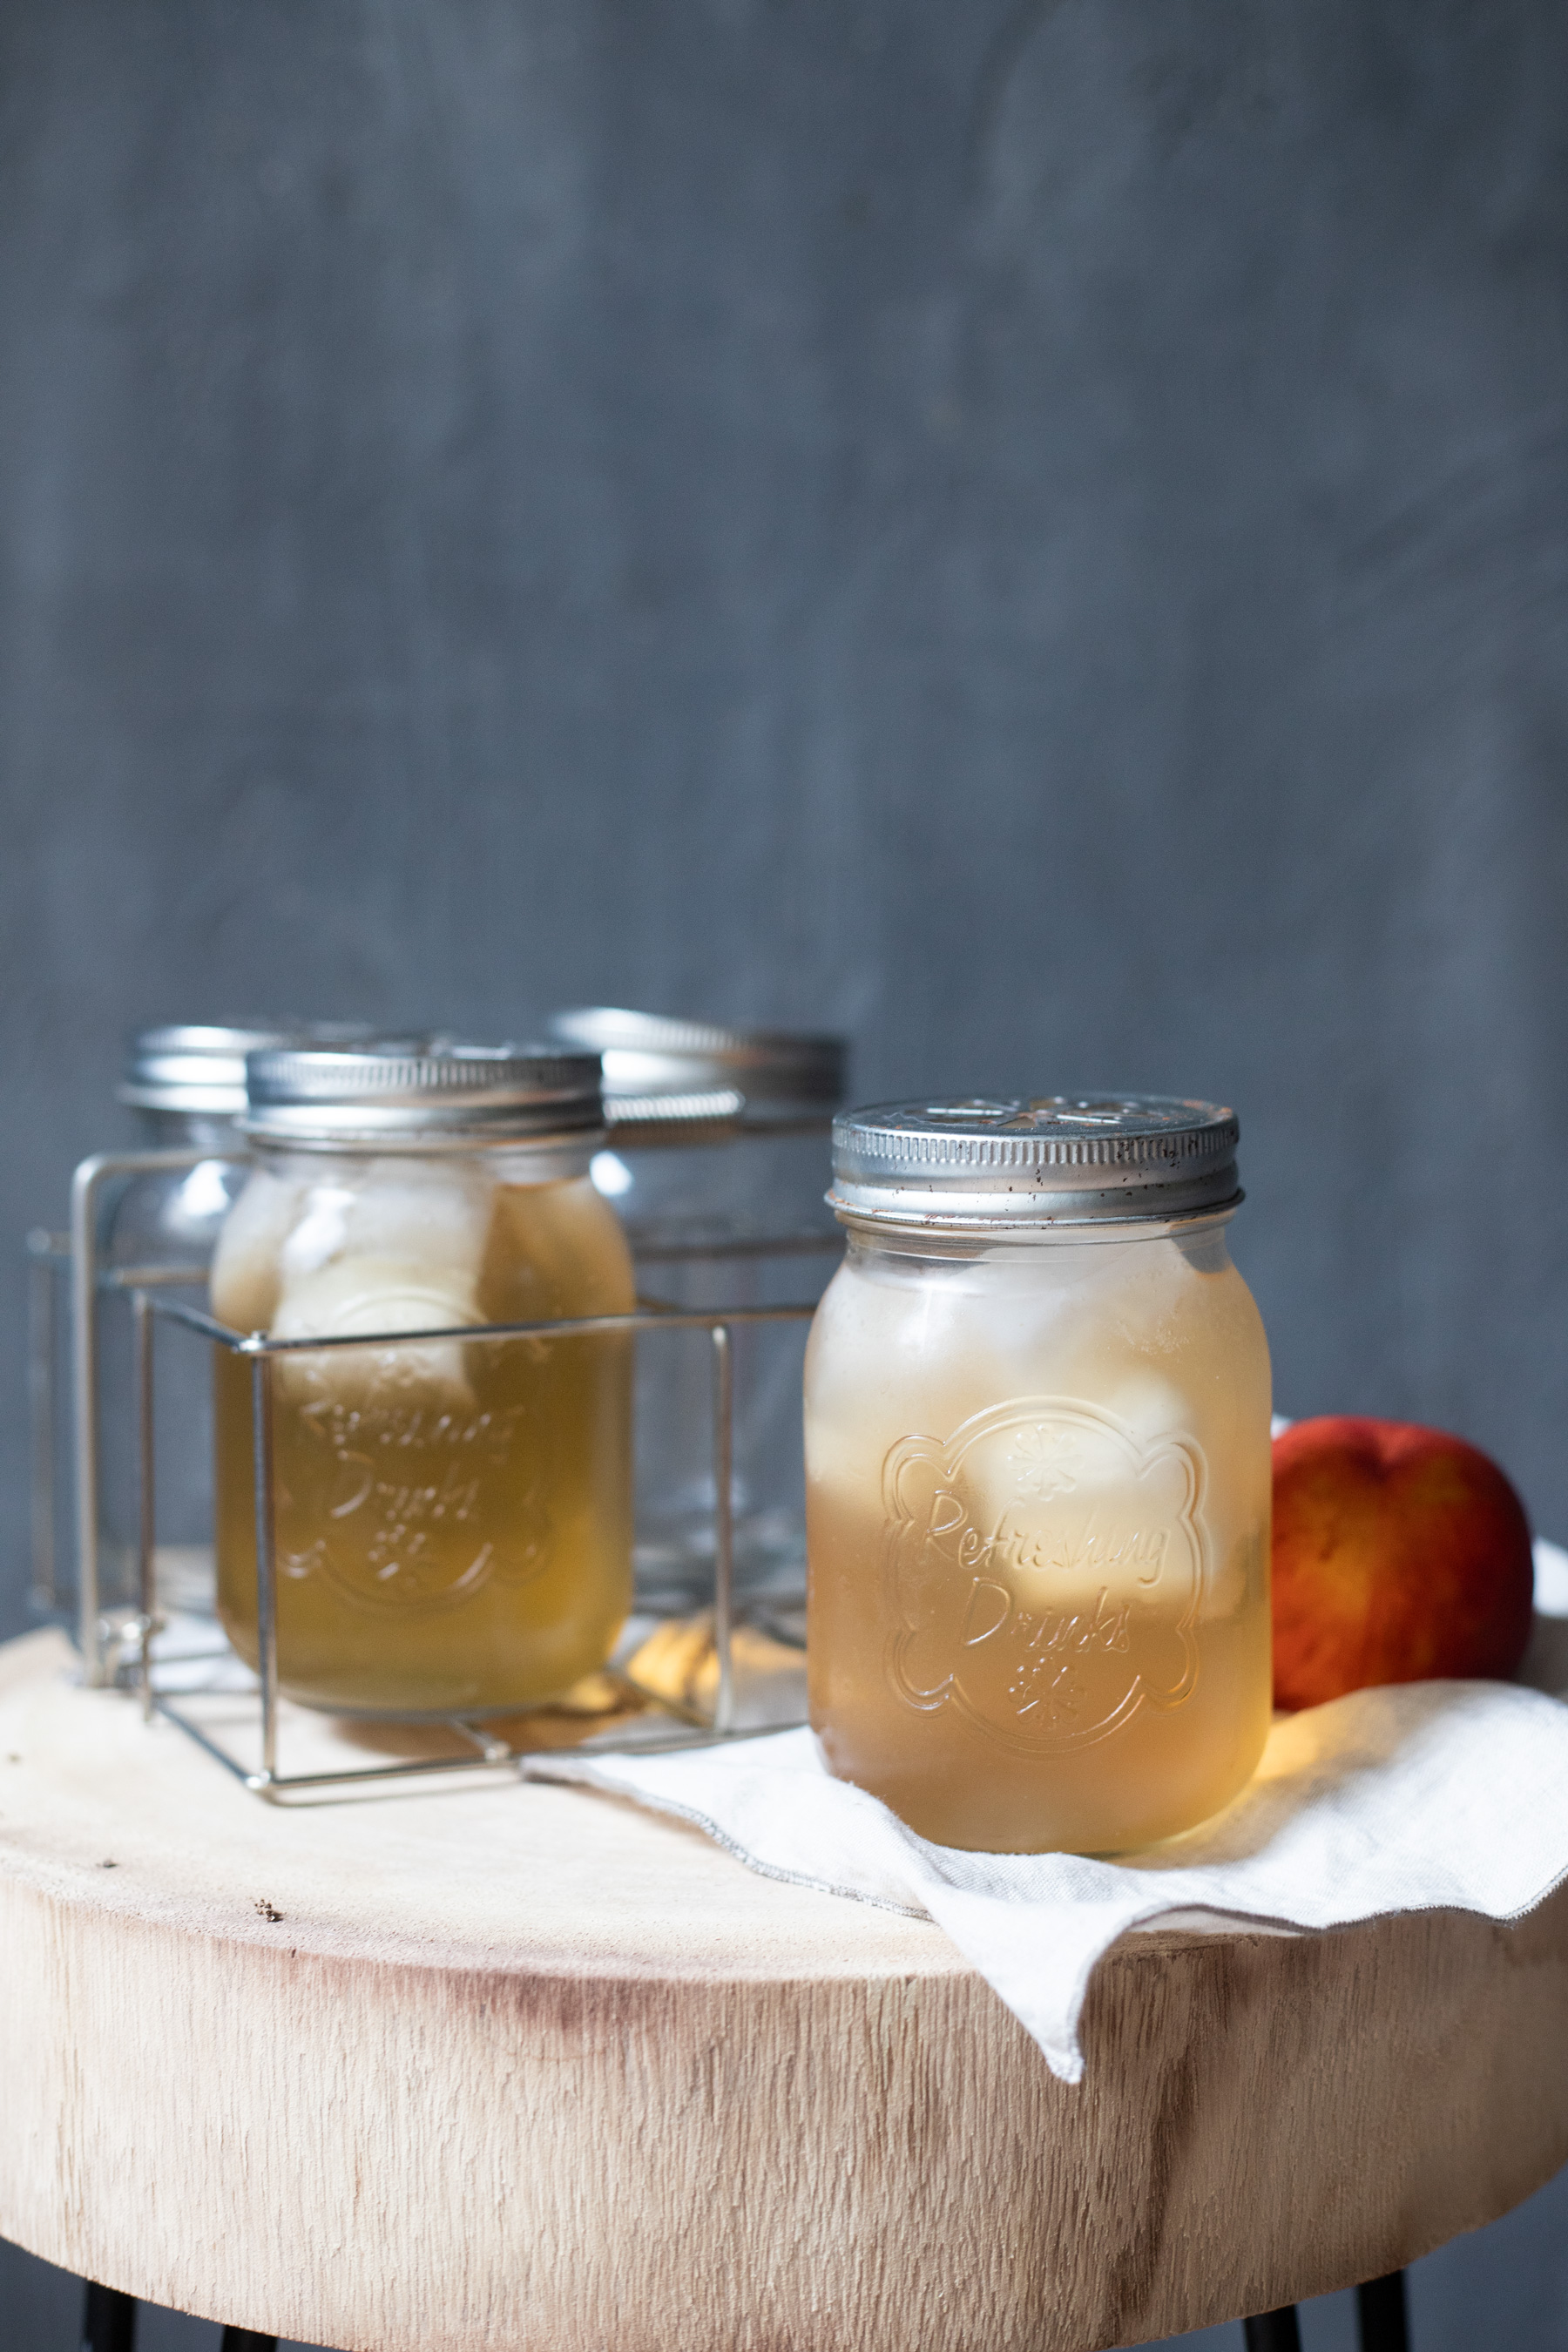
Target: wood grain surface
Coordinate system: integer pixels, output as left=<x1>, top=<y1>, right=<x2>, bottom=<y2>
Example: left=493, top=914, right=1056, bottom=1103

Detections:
left=1, top=1628, right=1565, bottom=2351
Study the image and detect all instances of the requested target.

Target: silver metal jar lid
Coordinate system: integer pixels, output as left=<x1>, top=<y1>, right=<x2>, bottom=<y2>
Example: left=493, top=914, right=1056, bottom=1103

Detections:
left=828, top=1096, right=1241, bottom=1228
left=545, top=1007, right=845, bottom=1128
left=120, top=1021, right=381, bottom=1115
left=241, top=1044, right=605, bottom=1149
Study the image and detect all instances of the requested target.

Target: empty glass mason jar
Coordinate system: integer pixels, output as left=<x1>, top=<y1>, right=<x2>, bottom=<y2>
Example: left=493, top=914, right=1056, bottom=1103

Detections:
left=88, top=1022, right=362, bottom=1631
left=211, top=1044, right=635, bottom=1717
left=805, top=1096, right=1272, bottom=1855
left=547, top=1007, right=846, bottom=1618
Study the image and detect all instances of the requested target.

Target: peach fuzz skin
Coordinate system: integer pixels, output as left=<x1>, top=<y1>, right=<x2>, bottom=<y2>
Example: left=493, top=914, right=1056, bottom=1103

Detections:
left=1271, top=1416, right=1534, bottom=1711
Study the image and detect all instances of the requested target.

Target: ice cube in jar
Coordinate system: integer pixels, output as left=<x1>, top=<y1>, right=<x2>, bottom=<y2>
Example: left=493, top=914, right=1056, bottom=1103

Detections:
left=211, top=1045, right=633, bottom=1716
left=805, top=1095, right=1272, bottom=1855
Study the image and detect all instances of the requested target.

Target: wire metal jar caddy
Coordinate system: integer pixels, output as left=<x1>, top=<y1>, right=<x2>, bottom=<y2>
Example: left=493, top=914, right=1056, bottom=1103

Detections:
left=28, top=1017, right=847, bottom=1799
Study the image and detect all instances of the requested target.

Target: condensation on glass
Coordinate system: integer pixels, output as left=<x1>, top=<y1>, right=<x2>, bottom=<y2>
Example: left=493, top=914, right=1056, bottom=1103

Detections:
left=804, top=1095, right=1273, bottom=1855
left=547, top=1007, right=846, bottom=1619
left=211, top=1044, right=635, bottom=1718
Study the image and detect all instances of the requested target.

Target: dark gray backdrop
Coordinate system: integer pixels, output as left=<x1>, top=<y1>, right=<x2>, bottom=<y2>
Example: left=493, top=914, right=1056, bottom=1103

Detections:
left=3, top=0, right=1567, bottom=2344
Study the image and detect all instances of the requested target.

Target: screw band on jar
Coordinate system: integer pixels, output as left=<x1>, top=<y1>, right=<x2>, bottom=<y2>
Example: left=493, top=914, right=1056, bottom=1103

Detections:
left=240, top=1044, right=606, bottom=1150
left=827, top=1095, right=1241, bottom=1229
left=119, top=1021, right=393, bottom=1117
left=547, top=1005, right=845, bottom=1139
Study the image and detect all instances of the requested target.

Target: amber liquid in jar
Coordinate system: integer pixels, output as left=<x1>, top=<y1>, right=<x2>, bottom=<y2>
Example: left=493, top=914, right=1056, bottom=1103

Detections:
left=213, top=1158, right=634, bottom=1715
left=806, top=1218, right=1272, bottom=1853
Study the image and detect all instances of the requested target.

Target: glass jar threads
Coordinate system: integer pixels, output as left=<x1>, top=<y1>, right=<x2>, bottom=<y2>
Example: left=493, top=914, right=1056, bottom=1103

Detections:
left=805, top=1096, right=1272, bottom=1855
left=548, top=1007, right=846, bottom=1615
left=211, top=1044, right=635, bottom=1717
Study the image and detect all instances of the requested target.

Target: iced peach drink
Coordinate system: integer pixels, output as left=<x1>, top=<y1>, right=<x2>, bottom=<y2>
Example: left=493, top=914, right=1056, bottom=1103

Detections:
left=805, top=1097, right=1272, bottom=1853
left=212, top=1046, right=633, bottom=1718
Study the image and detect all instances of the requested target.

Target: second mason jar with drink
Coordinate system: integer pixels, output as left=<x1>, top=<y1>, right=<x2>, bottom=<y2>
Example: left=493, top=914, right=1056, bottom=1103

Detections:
left=805, top=1095, right=1272, bottom=1854
left=211, top=1044, right=635, bottom=1718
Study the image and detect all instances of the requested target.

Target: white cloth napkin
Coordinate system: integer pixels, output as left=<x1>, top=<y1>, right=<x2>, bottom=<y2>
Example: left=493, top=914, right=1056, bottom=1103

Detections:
left=528, top=1541, right=1568, bottom=2084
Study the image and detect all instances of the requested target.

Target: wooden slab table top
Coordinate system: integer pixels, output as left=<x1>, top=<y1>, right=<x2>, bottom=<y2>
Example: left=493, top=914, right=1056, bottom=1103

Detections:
left=1, top=1628, right=1565, bottom=2352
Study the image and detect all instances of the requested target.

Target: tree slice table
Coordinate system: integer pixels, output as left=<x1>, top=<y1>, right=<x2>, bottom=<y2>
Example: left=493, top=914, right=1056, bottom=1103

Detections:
left=2, top=1628, right=1566, bottom=2352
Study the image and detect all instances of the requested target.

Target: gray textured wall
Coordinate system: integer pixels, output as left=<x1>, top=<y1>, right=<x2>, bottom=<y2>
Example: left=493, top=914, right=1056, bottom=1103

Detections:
left=3, top=0, right=1568, bottom=2338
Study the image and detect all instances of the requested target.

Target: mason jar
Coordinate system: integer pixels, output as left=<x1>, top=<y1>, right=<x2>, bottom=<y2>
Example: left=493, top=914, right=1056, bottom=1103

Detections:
left=88, top=1022, right=354, bottom=1628
left=211, top=1044, right=635, bottom=1717
left=805, top=1096, right=1272, bottom=1855
left=547, top=1007, right=845, bottom=1617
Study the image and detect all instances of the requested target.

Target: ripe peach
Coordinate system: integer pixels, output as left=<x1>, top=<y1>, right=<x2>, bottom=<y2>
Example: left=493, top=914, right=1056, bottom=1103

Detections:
left=1272, top=1416, right=1534, bottom=1710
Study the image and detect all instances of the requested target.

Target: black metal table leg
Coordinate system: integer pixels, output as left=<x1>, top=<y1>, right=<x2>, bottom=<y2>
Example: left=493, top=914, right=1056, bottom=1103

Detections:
left=219, top=2333, right=278, bottom=2351
left=1244, top=2312, right=1302, bottom=2352
left=80, top=2281, right=136, bottom=2352
left=1357, top=2269, right=1410, bottom=2352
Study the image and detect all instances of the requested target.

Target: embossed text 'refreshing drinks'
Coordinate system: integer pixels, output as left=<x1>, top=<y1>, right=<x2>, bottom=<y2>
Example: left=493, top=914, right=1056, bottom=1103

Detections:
left=805, top=1097, right=1272, bottom=1853
left=212, top=1045, right=633, bottom=1716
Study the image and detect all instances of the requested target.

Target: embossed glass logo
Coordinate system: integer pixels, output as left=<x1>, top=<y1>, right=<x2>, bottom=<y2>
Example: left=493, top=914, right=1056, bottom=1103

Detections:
left=882, top=1396, right=1209, bottom=1753
left=275, top=1399, right=549, bottom=1613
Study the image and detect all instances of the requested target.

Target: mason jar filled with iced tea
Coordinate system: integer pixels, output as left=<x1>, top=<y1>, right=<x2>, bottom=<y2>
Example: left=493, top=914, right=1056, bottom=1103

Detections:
left=211, top=1044, right=634, bottom=1717
left=805, top=1096, right=1272, bottom=1854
